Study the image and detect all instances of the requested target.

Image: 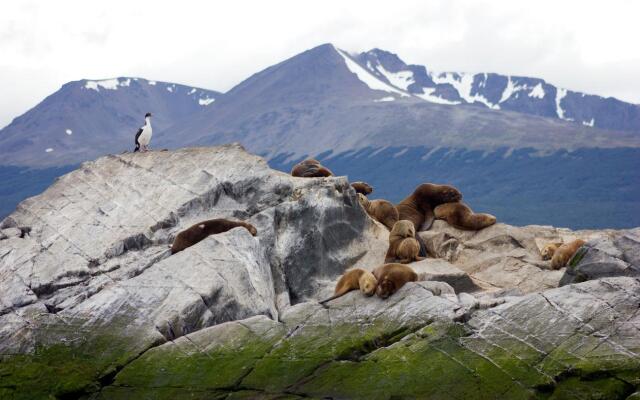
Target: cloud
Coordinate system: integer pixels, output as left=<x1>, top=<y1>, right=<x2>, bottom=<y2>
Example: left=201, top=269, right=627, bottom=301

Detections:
left=0, top=0, right=638, bottom=128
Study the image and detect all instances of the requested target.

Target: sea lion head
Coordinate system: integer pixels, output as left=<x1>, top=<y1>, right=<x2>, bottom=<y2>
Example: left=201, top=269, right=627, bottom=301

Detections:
left=436, top=184, right=462, bottom=204
left=358, top=271, right=378, bottom=296
left=541, top=242, right=561, bottom=260
left=357, top=193, right=370, bottom=209
left=376, top=278, right=396, bottom=299
left=390, top=220, right=415, bottom=239
left=247, top=225, right=258, bottom=236
left=351, top=181, right=373, bottom=195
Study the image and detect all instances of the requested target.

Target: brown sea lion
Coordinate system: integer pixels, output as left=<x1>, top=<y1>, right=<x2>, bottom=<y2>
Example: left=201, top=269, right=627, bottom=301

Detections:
left=319, top=268, right=378, bottom=304
left=396, top=183, right=462, bottom=232
left=540, top=242, right=563, bottom=260
left=372, top=263, right=418, bottom=299
left=171, top=219, right=257, bottom=254
left=351, top=181, right=373, bottom=195
left=357, top=193, right=399, bottom=231
left=551, top=239, right=586, bottom=269
left=433, top=202, right=496, bottom=230
left=385, top=220, right=425, bottom=263
left=291, top=159, right=333, bottom=177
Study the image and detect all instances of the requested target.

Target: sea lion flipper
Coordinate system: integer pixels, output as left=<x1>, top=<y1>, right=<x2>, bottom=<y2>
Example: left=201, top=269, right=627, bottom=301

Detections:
left=421, top=209, right=435, bottom=231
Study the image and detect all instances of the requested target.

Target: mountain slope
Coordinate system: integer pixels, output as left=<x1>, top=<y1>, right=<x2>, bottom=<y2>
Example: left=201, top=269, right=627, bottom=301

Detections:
left=0, top=77, right=220, bottom=166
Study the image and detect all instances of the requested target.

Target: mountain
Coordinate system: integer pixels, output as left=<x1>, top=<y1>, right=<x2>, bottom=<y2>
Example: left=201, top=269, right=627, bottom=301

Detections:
left=158, top=44, right=640, bottom=159
left=0, top=77, right=220, bottom=166
left=357, top=48, right=640, bottom=132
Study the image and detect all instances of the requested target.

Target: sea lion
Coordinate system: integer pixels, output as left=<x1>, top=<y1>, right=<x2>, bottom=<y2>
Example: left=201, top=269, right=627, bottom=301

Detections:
left=396, top=183, right=462, bottom=232
left=291, top=159, right=333, bottom=178
left=357, top=193, right=399, bottom=231
left=319, top=268, right=378, bottom=304
left=551, top=239, right=586, bottom=269
left=372, top=263, right=418, bottom=299
left=171, top=219, right=257, bottom=254
left=351, top=181, right=373, bottom=195
left=540, top=242, right=563, bottom=260
left=433, top=202, right=496, bottom=230
left=359, top=195, right=399, bottom=231
left=385, top=220, right=425, bottom=263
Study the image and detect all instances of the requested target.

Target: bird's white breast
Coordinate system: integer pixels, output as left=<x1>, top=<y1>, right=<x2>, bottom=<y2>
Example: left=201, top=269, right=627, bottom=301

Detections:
left=138, top=125, right=153, bottom=145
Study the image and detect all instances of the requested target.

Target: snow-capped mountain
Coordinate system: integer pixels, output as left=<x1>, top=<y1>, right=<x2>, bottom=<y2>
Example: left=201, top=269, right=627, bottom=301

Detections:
left=357, top=48, right=640, bottom=132
left=0, top=77, right=220, bottom=166
left=159, top=43, right=639, bottom=159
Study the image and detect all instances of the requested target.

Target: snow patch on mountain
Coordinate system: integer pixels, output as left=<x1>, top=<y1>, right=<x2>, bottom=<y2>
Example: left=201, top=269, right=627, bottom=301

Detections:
left=335, top=47, right=408, bottom=97
left=199, top=97, right=216, bottom=106
left=148, top=81, right=157, bottom=86
left=375, top=64, right=415, bottom=91
left=45, top=148, right=53, bottom=153
left=583, top=118, right=595, bottom=127
left=433, top=72, right=499, bottom=110
left=556, top=88, right=570, bottom=120
left=529, top=83, right=545, bottom=99
left=416, top=88, right=460, bottom=105
left=188, top=88, right=197, bottom=95
left=84, top=78, right=122, bottom=91
left=65, top=129, right=72, bottom=135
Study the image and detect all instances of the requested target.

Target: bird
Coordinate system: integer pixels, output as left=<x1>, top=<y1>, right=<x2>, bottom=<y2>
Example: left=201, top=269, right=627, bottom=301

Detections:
left=134, top=113, right=153, bottom=152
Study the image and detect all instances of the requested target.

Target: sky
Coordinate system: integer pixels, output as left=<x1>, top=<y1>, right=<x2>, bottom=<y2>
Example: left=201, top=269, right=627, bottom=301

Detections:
left=1, top=0, right=639, bottom=128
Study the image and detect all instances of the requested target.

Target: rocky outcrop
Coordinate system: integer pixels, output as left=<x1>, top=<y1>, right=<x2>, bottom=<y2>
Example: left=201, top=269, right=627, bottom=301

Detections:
left=0, top=144, right=638, bottom=399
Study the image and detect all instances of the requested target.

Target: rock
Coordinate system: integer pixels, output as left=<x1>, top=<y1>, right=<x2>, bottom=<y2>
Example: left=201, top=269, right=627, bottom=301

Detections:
left=560, top=230, right=640, bottom=285
left=0, top=227, right=21, bottom=239
left=419, top=221, right=618, bottom=293
left=412, top=258, right=479, bottom=293
left=1, top=144, right=638, bottom=398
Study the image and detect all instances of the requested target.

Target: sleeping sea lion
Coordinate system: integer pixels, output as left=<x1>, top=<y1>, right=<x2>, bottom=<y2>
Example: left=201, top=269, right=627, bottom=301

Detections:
left=372, top=263, right=418, bottom=299
left=171, top=219, right=257, bottom=254
left=291, top=159, right=333, bottom=177
left=551, top=239, right=586, bottom=269
left=319, top=268, right=378, bottom=304
left=433, top=202, right=496, bottom=230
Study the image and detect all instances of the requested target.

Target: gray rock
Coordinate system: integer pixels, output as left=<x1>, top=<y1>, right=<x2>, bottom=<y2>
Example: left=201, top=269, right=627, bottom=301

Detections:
left=412, top=258, right=479, bottom=293
left=560, top=231, right=640, bottom=286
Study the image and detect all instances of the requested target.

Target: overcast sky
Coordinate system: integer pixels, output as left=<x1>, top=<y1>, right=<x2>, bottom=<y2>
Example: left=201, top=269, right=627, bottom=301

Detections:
left=1, top=0, right=639, bottom=128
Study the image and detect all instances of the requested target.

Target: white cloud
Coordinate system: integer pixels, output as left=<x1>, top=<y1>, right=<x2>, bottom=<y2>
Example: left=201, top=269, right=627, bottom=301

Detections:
left=0, top=0, right=639, bottom=128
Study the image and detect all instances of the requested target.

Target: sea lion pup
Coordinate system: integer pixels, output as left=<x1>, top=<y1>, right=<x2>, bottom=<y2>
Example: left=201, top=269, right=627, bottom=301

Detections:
left=171, top=219, right=257, bottom=254
left=372, top=263, right=418, bottom=299
left=351, top=181, right=373, bottom=195
left=385, top=220, right=425, bottom=263
left=357, top=193, right=399, bottom=231
left=319, top=268, right=377, bottom=304
left=290, top=159, right=333, bottom=178
left=433, top=202, right=496, bottom=230
left=540, top=242, right=563, bottom=260
left=396, top=183, right=462, bottom=232
left=551, top=239, right=586, bottom=269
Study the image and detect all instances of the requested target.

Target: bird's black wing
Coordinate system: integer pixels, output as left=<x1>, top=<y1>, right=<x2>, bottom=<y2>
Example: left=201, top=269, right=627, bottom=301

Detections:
left=134, top=127, right=143, bottom=152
